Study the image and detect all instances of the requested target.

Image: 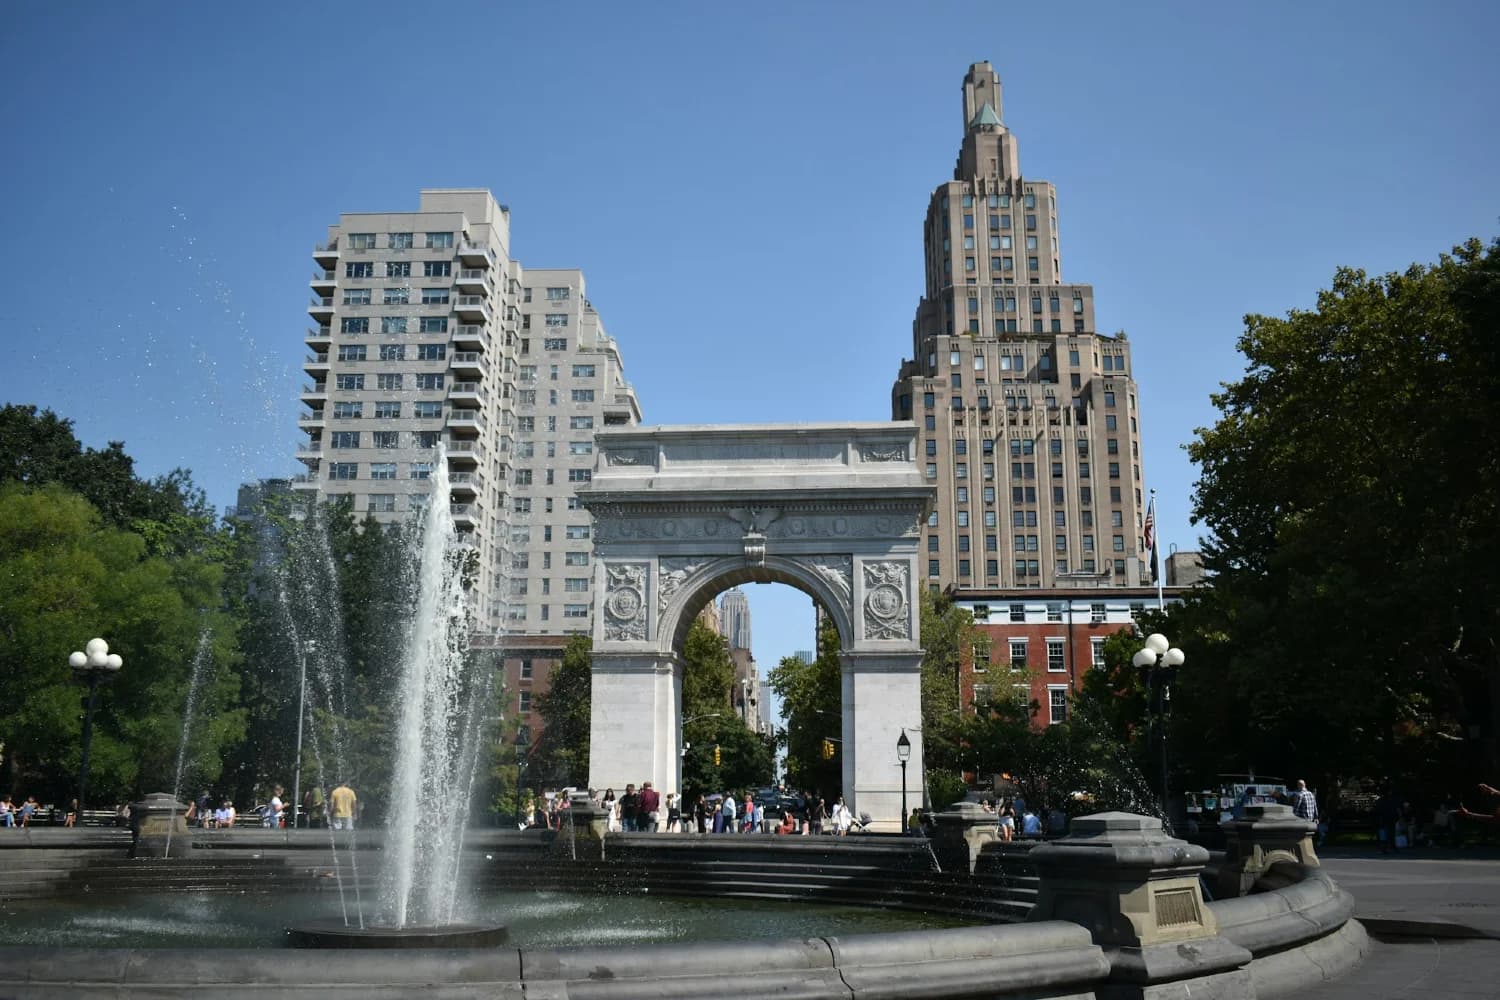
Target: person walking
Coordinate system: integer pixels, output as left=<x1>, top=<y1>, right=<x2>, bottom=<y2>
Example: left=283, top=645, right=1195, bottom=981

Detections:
left=638, top=781, right=661, bottom=832
left=807, top=794, right=825, bottom=836
left=720, top=790, right=737, bottom=833
left=665, top=793, right=681, bottom=832
left=619, top=783, right=640, bottom=832
left=1290, top=780, right=1318, bottom=825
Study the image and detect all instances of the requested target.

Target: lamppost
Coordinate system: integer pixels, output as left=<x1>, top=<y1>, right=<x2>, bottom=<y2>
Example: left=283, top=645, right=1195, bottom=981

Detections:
left=1132, top=633, right=1185, bottom=823
left=896, top=729, right=912, bottom=833
left=292, top=638, right=316, bottom=830
left=69, top=638, right=123, bottom=818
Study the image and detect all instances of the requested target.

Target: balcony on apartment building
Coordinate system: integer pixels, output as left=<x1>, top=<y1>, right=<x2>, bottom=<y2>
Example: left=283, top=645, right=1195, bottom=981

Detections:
left=297, top=406, right=326, bottom=430
left=448, top=470, right=483, bottom=498
left=447, top=407, right=485, bottom=435
left=306, top=325, right=332, bottom=347
left=449, top=501, right=482, bottom=530
left=299, top=381, right=328, bottom=404
left=452, top=324, right=489, bottom=351
left=449, top=351, right=483, bottom=378
left=448, top=380, right=485, bottom=407
left=309, top=296, right=334, bottom=321
left=310, top=269, right=336, bottom=296
left=457, top=241, right=494, bottom=267
left=313, top=241, right=339, bottom=267
left=290, top=472, right=319, bottom=491
left=454, top=295, right=491, bottom=322
left=295, top=441, right=323, bottom=463
left=455, top=268, right=492, bottom=295
left=303, top=352, right=330, bottom=375
left=444, top=439, right=482, bottom=466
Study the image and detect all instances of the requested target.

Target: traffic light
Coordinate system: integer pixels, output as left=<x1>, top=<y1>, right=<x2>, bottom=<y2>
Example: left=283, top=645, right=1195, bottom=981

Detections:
left=821, top=738, right=835, bottom=760
left=713, top=744, right=722, bottom=767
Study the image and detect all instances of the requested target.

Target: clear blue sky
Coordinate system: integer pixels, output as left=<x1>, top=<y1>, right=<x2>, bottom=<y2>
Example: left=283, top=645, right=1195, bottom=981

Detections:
left=2, top=2, right=1495, bottom=687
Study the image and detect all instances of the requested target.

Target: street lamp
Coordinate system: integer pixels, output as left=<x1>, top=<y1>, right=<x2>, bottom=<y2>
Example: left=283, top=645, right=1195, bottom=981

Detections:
left=896, top=729, right=912, bottom=834
left=69, top=638, right=123, bottom=819
left=513, top=729, right=530, bottom=828
left=1132, top=633, right=1185, bottom=824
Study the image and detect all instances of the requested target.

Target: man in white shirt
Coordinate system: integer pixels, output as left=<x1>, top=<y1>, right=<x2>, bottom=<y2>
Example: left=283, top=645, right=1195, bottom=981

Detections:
left=720, top=792, right=737, bottom=833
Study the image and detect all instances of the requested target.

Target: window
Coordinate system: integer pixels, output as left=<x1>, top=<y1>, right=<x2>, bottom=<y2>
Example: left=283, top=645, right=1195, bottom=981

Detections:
left=369, top=462, right=396, bottom=480
left=332, top=401, right=361, bottom=419
left=383, top=287, right=409, bottom=304
left=565, top=525, right=590, bottom=539
left=544, top=337, right=567, bottom=351
left=572, top=364, right=596, bottom=378
left=564, top=605, right=589, bottom=619
left=1090, top=603, right=1106, bottom=623
left=514, top=469, right=533, bottom=486
left=1009, top=640, right=1028, bottom=669
left=518, top=691, right=532, bottom=714
left=422, top=261, right=451, bottom=278
left=326, top=462, right=357, bottom=480
left=372, top=430, right=398, bottom=449
left=330, top=431, right=359, bottom=449
left=368, top=494, right=396, bottom=513
left=415, top=430, right=439, bottom=448
left=1009, top=603, right=1026, bottom=623
left=565, top=552, right=589, bottom=566
left=568, top=469, right=592, bottom=482
left=413, top=401, right=441, bottom=418
left=1090, top=638, right=1105, bottom=669
left=417, top=343, right=446, bottom=361
left=546, top=286, right=570, bottom=301
left=373, top=401, right=400, bottom=419
left=1048, top=686, right=1068, bottom=724
left=571, top=389, right=595, bottom=402
left=415, top=373, right=445, bottom=391
left=545, top=314, right=569, bottom=327
left=565, top=578, right=589, bottom=592
left=425, top=232, right=454, bottom=248
left=1047, top=639, right=1066, bottom=672
left=347, top=233, right=377, bottom=249
left=345, top=262, right=373, bottom=278
left=928, top=559, right=940, bottom=577
left=385, top=261, right=411, bottom=278
left=378, top=344, right=405, bottom=361
left=419, top=317, right=448, bottom=333
left=336, top=345, right=367, bottom=362
left=409, top=462, right=432, bottom=480
left=569, top=441, right=593, bottom=456
left=389, top=232, right=413, bottom=249
left=421, top=287, right=449, bottom=304
left=340, top=317, right=368, bottom=334
left=381, top=316, right=408, bottom=334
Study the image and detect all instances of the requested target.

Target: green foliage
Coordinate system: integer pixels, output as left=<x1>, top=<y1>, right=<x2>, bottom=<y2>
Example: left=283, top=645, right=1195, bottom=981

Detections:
left=681, top=618, right=734, bottom=722
left=768, top=619, right=842, bottom=794
left=1183, top=237, right=1500, bottom=790
left=679, top=619, right=772, bottom=796
left=920, top=589, right=973, bottom=733
left=926, top=769, right=969, bottom=812
left=533, top=635, right=593, bottom=787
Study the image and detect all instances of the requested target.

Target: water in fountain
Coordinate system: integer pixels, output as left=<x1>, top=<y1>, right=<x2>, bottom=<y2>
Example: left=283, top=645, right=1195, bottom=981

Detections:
left=165, top=627, right=216, bottom=857
left=381, top=446, right=482, bottom=928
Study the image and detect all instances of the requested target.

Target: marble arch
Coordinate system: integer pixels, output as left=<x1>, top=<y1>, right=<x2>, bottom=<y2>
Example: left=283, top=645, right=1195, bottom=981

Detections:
left=576, top=423, right=933, bottom=831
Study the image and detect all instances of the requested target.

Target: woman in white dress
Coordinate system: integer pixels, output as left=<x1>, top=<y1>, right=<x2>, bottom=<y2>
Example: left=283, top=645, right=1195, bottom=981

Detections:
left=832, top=797, right=854, bottom=835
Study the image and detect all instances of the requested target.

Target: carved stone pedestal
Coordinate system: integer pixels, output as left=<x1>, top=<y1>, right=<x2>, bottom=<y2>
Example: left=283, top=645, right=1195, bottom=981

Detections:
left=1029, top=812, right=1252, bottom=999
left=930, top=801, right=1000, bottom=873
left=130, top=792, right=191, bottom=858
left=1216, top=803, right=1319, bottom=899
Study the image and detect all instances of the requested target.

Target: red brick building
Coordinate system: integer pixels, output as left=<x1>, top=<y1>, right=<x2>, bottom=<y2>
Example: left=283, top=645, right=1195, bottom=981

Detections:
left=951, top=587, right=1188, bottom=727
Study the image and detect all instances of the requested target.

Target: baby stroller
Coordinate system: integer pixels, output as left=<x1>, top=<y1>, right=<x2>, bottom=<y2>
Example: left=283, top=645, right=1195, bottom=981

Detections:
left=848, top=811, right=874, bottom=834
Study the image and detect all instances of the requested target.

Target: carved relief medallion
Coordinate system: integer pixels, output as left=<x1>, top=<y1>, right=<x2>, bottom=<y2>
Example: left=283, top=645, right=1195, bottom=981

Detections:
left=862, top=561, right=911, bottom=640
left=603, top=562, right=648, bottom=641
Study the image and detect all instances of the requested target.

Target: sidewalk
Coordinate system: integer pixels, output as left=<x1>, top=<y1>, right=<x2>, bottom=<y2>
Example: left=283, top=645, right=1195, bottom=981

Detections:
left=1301, top=848, right=1500, bottom=998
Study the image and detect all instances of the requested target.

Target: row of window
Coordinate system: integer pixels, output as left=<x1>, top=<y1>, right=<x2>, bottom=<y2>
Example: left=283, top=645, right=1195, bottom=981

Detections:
left=332, top=373, right=447, bottom=391
left=928, top=532, right=1133, bottom=553
left=336, top=344, right=447, bottom=362
left=970, top=684, right=1069, bottom=725
left=510, top=551, right=591, bottom=569
left=518, top=364, right=595, bottom=379
left=326, top=430, right=443, bottom=449
left=512, top=524, right=592, bottom=542
left=972, top=636, right=1106, bottom=672
left=512, top=497, right=586, bottom=514
left=503, top=605, right=591, bottom=623
left=342, top=317, right=449, bottom=334
left=330, top=401, right=444, bottom=419
left=974, top=602, right=1124, bottom=624
left=346, top=261, right=457, bottom=279
left=515, top=389, right=596, bottom=405
left=510, top=577, right=591, bottom=594
left=519, top=287, right=572, bottom=303
left=928, top=557, right=1134, bottom=578
left=344, top=232, right=455, bottom=250
left=326, top=462, right=435, bottom=480
left=514, top=468, right=593, bottom=484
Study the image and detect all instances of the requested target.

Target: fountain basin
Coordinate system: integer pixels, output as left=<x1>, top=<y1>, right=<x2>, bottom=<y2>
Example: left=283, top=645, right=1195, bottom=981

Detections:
left=286, top=919, right=507, bottom=949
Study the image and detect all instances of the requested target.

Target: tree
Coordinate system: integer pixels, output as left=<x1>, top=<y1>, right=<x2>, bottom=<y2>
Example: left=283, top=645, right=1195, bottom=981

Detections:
left=533, top=635, right=593, bottom=787
left=768, top=618, right=842, bottom=794
left=0, top=483, right=241, bottom=804
left=1183, top=237, right=1500, bottom=792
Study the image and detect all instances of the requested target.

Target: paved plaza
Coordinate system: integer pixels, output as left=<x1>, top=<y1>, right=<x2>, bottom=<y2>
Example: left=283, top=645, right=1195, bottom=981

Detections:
left=1306, top=848, right=1500, bottom=998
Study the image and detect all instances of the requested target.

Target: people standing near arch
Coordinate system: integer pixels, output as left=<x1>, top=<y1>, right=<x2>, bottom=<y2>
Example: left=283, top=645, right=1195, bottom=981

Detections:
left=720, top=790, right=737, bottom=833
left=638, top=781, right=660, bottom=832
left=619, top=783, right=640, bottom=832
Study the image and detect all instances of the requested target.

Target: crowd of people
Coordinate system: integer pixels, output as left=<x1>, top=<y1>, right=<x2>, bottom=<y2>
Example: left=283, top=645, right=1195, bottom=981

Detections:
left=0, top=794, right=43, bottom=827
left=522, top=786, right=866, bottom=836
left=180, top=781, right=359, bottom=831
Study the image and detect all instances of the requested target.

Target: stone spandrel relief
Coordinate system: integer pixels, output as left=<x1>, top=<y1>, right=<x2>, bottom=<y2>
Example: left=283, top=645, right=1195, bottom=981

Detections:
left=605, top=448, right=654, bottom=467
left=857, top=442, right=910, bottom=463
left=603, top=562, right=649, bottom=642
left=862, top=561, right=911, bottom=640
left=657, top=557, right=708, bottom=616
left=807, top=555, right=853, bottom=612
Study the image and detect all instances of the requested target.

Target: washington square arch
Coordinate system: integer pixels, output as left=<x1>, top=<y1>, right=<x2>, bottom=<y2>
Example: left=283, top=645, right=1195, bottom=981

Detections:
left=575, top=422, right=934, bottom=831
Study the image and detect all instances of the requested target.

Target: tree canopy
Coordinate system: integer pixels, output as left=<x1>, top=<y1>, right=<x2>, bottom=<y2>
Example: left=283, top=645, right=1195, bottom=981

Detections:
left=1179, top=236, right=1500, bottom=792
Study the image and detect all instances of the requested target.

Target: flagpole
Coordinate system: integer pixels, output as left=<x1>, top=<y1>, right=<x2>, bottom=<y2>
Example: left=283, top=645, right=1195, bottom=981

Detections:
left=1150, top=489, right=1164, bottom=612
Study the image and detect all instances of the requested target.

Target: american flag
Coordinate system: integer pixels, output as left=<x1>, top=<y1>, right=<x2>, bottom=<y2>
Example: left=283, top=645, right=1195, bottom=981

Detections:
left=1143, top=497, right=1158, bottom=583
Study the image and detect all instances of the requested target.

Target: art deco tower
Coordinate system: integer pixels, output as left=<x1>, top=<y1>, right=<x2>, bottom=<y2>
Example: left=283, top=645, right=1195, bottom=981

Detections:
left=892, top=63, right=1149, bottom=591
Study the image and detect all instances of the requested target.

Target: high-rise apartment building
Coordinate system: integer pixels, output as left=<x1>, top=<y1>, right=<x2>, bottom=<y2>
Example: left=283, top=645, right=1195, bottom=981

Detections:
left=892, top=64, right=1150, bottom=591
left=296, top=189, right=640, bottom=637
left=718, top=587, right=752, bottom=650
